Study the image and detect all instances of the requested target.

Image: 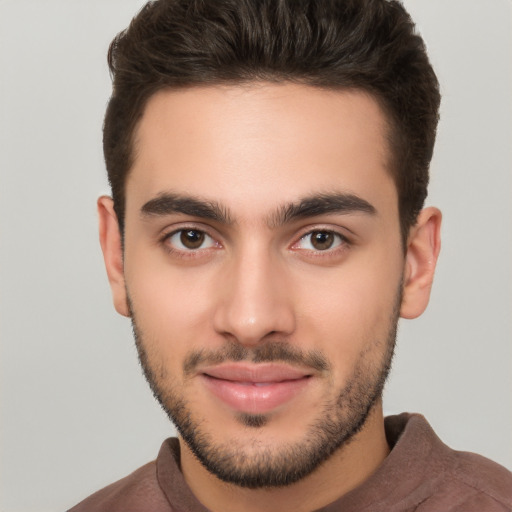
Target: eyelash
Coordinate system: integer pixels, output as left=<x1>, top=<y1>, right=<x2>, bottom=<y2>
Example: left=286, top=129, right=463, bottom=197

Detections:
left=159, top=226, right=351, bottom=259
left=160, top=226, right=220, bottom=259
left=292, top=229, right=350, bottom=255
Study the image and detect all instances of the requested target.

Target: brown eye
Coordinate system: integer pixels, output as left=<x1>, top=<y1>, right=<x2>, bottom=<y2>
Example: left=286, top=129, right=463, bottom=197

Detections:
left=310, top=231, right=335, bottom=250
left=166, top=229, right=216, bottom=251
left=179, top=230, right=205, bottom=249
left=295, top=230, right=345, bottom=252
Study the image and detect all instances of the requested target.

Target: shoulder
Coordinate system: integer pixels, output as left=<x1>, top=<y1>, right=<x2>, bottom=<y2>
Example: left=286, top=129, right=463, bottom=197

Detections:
left=386, top=414, right=512, bottom=511
left=66, top=438, right=207, bottom=512
left=67, top=460, right=170, bottom=512
left=433, top=449, right=512, bottom=511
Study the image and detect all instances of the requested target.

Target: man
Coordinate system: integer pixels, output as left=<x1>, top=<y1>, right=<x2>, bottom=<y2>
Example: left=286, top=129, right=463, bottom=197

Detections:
left=69, top=0, right=512, bottom=510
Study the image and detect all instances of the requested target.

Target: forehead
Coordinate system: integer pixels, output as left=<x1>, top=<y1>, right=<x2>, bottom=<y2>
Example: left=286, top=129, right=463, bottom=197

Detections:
left=127, top=83, right=397, bottom=219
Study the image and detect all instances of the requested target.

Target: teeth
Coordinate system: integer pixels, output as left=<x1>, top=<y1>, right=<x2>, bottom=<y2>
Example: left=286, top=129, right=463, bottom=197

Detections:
left=253, top=382, right=273, bottom=387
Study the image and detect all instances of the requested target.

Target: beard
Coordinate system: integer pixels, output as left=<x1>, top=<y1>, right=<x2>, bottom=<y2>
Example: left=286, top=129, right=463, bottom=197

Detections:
left=130, top=292, right=400, bottom=489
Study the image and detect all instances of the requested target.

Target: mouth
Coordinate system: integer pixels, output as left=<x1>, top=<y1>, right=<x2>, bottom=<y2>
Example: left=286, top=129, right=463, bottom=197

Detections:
left=199, top=363, right=313, bottom=415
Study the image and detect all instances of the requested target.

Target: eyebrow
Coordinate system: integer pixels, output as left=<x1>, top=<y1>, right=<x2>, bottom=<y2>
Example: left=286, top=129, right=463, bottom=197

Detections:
left=268, top=192, right=376, bottom=227
left=140, top=191, right=376, bottom=226
left=141, top=193, right=233, bottom=224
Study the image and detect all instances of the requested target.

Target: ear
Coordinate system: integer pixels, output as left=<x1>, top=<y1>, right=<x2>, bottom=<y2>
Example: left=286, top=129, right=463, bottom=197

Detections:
left=400, top=207, right=442, bottom=319
left=97, top=196, right=130, bottom=317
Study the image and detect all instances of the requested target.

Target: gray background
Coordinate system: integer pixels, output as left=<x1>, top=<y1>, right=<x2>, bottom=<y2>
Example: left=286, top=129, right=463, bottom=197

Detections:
left=1, top=1, right=511, bottom=511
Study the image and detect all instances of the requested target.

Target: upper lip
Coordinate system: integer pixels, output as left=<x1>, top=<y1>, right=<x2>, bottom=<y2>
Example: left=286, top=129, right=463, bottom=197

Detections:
left=201, top=363, right=312, bottom=383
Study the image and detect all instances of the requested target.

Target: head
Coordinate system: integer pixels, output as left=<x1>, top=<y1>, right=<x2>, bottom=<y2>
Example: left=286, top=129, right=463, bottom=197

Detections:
left=99, top=0, right=442, bottom=492
left=104, top=0, right=440, bottom=245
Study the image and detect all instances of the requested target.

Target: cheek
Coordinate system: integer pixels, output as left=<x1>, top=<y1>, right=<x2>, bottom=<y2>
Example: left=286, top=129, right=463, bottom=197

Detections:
left=295, top=251, right=402, bottom=363
left=124, top=253, right=218, bottom=359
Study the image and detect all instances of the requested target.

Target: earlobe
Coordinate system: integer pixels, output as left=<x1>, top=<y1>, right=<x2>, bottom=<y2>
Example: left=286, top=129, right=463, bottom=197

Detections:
left=97, top=196, right=131, bottom=317
left=400, top=207, right=442, bottom=319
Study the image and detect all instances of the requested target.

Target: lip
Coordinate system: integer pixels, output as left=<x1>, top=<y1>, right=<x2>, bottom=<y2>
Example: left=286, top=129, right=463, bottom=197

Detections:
left=199, top=363, right=313, bottom=414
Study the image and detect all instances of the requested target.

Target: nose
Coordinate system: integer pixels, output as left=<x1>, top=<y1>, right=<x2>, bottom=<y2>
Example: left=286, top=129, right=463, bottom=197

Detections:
left=212, top=246, right=296, bottom=346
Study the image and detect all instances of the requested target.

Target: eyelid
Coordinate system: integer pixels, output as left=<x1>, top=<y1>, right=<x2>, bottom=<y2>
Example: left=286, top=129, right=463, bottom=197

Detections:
left=170, top=230, right=215, bottom=250
left=159, top=222, right=218, bottom=240
left=290, top=226, right=352, bottom=254
left=158, top=222, right=352, bottom=255
left=292, top=223, right=351, bottom=242
left=160, top=224, right=222, bottom=253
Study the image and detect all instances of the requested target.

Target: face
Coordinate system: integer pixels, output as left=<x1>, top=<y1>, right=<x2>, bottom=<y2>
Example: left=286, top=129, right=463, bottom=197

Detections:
left=101, top=84, right=436, bottom=488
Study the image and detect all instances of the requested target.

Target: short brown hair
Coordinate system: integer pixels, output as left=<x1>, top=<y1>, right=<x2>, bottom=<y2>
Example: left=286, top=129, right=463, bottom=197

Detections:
left=104, top=0, right=440, bottom=243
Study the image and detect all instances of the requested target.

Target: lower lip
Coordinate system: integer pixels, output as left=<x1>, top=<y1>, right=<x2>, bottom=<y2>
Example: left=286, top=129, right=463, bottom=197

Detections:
left=201, top=375, right=311, bottom=414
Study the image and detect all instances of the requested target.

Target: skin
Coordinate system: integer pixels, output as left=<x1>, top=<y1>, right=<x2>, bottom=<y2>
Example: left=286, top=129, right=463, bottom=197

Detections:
left=99, top=83, right=441, bottom=512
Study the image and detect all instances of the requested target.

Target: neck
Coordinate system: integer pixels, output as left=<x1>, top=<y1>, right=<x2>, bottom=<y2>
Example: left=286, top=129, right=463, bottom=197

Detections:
left=180, top=402, right=389, bottom=512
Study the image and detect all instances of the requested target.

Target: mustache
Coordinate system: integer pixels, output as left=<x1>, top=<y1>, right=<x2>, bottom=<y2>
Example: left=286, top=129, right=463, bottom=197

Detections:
left=183, top=341, right=330, bottom=377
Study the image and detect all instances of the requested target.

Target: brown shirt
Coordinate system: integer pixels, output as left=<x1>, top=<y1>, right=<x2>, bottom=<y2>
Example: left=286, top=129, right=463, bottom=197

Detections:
left=68, top=413, right=512, bottom=511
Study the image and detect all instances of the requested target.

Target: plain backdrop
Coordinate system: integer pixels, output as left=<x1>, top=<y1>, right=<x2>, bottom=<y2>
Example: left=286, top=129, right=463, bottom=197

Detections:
left=1, top=1, right=511, bottom=511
